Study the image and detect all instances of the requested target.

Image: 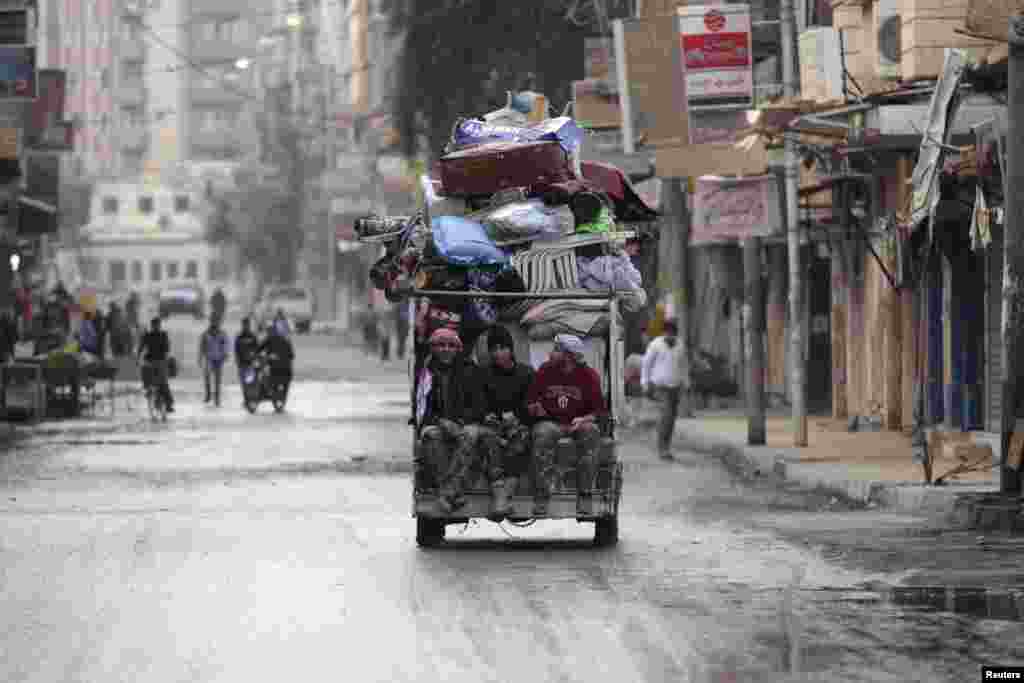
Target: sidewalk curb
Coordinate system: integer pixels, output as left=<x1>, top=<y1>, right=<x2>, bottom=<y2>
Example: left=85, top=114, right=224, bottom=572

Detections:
left=629, top=410, right=1014, bottom=526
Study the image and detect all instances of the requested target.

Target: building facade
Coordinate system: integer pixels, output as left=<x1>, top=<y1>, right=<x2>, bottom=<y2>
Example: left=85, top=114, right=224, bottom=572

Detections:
left=76, top=181, right=225, bottom=297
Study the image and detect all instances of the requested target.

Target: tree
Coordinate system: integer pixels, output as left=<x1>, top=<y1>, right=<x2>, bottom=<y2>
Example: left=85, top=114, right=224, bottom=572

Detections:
left=389, top=0, right=601, bottom=161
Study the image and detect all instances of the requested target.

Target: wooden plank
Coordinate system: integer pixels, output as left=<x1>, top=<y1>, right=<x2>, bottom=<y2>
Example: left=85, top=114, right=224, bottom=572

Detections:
left=832, top=254, right=849, bottom=419
left=884, top=240, right=902, bottom=430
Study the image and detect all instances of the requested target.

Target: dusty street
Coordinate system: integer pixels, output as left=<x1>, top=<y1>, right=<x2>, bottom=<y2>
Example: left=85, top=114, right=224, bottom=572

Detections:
left=1, top=318, right=1022, bottom=682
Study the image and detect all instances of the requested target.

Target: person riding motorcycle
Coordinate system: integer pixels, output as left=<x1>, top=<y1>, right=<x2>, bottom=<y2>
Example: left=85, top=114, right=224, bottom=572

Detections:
left=256, top=323, right=294, bottom=401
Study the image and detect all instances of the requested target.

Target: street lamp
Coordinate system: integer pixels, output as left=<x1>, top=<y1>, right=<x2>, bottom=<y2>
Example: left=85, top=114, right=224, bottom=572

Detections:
left=9, top=253, right=19, bottom=272
left=235, top=57, right=251, bottom=70
left=286, top=14, right=302, bottom=28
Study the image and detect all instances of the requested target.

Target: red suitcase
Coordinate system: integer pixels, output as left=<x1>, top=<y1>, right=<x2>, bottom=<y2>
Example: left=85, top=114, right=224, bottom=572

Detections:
left=439, top=140, right=575, bottom=197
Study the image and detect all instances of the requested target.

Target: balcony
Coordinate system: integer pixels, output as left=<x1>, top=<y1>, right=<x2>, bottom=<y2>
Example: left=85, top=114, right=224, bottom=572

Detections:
left=118, top=126, right=148, bottom=152
left=117, top=80, right=145, bottom=106
left=190, top=83, right=245, bottom=107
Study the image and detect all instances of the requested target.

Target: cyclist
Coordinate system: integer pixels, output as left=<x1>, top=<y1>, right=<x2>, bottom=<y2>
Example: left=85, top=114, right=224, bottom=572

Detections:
left=137, top=316, right=175, bottom=413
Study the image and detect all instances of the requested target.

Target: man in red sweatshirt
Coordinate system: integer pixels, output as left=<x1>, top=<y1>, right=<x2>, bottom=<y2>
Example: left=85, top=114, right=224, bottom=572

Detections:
left=527, top=333, right=605, bottom=516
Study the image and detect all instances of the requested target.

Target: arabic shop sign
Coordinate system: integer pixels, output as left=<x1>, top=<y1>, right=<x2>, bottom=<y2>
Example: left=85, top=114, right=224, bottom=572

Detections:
left=691, top=174, right=783, bottom=245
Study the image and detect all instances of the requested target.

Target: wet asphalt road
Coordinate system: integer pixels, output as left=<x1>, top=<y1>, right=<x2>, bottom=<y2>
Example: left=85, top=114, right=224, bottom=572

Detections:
left=0, top=318, right=1022, bottom=682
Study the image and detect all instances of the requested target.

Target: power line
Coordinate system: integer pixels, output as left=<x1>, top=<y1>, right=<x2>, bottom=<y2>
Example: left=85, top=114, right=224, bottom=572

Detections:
left=125, top=0, right=350, bottom=31
left=131, top=15, right=374, bottom=138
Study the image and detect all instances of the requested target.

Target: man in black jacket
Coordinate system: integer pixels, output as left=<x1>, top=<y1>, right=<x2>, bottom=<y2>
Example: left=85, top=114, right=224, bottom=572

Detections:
left=479, top=325, right=534, bottom=520
left=416, top=328, right=486, bottom=513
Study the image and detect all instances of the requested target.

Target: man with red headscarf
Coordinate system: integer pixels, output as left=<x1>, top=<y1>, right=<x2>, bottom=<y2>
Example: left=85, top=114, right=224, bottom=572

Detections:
left=415, top=328, right=487, bottom=513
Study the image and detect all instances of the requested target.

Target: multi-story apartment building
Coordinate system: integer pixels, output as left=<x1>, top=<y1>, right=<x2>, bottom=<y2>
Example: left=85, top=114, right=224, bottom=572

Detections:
left=38, top=0, right=118, bottom=178
left=38, top=0, right=270, bottom=182
left=75, top=180, right=226, bottom=296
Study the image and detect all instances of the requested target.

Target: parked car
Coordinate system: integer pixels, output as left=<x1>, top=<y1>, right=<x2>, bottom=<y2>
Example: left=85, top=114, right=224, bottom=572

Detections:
left=158, top=285, right=206, bottom=319
left=259, top=285, right=313, bottom=334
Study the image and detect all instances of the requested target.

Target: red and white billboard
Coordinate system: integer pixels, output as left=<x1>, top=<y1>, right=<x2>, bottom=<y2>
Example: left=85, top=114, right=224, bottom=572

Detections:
left=678, top=4, right=753, bottom=104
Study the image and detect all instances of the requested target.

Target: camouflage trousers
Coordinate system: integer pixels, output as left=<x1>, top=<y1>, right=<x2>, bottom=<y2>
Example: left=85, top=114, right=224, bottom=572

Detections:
left=531, top=420, right=600, bottom=501
left=480, top=421, right=532, bottom=481
left=418, top=424, right=489, bottom=501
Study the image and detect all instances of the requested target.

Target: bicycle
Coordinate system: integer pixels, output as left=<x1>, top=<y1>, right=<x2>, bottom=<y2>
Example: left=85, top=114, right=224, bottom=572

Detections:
left=140, top=360, right=169, bottom=422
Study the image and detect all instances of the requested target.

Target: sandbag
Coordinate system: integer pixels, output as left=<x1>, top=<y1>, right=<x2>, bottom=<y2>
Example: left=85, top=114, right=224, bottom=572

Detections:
left=430, top=216, right=510, bottom=266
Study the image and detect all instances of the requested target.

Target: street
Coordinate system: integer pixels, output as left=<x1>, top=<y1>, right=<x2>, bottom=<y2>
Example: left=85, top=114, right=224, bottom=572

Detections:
left=1, top=318, right=1022, bottom=683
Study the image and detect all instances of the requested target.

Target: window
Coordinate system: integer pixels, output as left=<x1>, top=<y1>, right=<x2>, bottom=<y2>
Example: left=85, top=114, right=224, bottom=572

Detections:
left=185, top=260, right=198, bottom=279
left=131, top=260, right=143, bottom=282
left=138, top=195, right=154, bottom=213
left=174, top=195, right=190, bottom=213
left=150, top=261, right=162, bottom=282
left=167, top=261, right=179, bottom=279
left=110, top=260, right=127, bottom=283
left=102, top=196, right=118, bottom=214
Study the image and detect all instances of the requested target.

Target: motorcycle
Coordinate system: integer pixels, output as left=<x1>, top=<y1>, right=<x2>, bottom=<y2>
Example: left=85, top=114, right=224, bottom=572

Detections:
left=241, top=354, right=289, bottom=414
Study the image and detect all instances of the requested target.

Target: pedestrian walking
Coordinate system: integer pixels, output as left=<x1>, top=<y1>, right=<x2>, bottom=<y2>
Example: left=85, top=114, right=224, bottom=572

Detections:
left=199, top=317, right=229, bottom=406
left=211, top=288, right=227, bottom=323
left=641, top=318, right=684, bottom=460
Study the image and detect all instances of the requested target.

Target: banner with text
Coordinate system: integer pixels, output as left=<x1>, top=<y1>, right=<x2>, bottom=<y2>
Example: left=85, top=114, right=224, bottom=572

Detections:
left=678, top=4, right=753, bottom=106
left=690, top=174, right=782, bottom=245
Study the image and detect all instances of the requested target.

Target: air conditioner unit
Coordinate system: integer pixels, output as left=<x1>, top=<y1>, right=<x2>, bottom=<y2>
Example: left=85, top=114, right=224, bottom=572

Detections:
left=876, top=0, right=901, bottom=80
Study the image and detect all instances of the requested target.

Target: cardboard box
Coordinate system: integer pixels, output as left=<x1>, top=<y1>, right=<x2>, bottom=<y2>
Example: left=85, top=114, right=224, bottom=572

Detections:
left=617, top=16, right=688, bottom=147
left=902, top=0, right=970, bottom=21
left=639, top=0, right=686, bottom=17
left=655, top=139, right=767, bottom=178
left=572, top=81, right=621, bottom=130
left=902, top=18, right=998, bottom=50
left=901, top=45, right=995, bottom=81
left=833, top=4, right=865, bottom=29
left=965, top=0, right=1024, bottom=41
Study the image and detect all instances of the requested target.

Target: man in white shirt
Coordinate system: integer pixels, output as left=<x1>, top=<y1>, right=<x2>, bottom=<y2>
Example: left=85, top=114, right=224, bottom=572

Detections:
left=641, top=318, right=684, bottom=460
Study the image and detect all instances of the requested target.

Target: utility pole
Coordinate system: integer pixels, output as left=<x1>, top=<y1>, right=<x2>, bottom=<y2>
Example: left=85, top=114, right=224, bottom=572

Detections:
left=781, top=0, right=807, bottom=446
left=744, top=237, right=766, bottom=444
left=1001, top=13, right=1024, bottom=493
left=662, top=178, right=694, bottom=418
left=324, top=64, right=338, bottom=321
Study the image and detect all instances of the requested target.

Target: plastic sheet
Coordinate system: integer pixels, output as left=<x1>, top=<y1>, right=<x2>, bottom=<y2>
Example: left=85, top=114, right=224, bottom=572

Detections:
left=453, top=116, right=585, bottom=154
left=430, top=216, right=510, bottom=266
left=472, top=200, right=575, bottom=246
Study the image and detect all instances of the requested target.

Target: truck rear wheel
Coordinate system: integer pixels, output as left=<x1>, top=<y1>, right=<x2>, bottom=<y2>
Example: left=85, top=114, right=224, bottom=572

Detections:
left=594, top=515, right=618, bottom=547
left=416, top=517, right=445, bottom=547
